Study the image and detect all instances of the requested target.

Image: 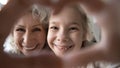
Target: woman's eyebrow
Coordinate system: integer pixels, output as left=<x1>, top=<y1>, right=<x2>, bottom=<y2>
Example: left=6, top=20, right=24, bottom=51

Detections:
left=32, top=24, right=41, bottom=27
left=15, top=25, right=25, bottom=28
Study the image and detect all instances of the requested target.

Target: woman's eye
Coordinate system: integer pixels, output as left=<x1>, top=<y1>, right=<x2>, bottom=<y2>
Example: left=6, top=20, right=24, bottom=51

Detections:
left=32, top=28, right=41, bottom=32
left=16, top=28, right=25, bottom=32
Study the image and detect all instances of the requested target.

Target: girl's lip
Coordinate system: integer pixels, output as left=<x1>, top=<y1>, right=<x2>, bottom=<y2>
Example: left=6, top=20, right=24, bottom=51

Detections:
left=23, top=44, right=39, bottom=51
left=54, top=43, right=73, bottom=52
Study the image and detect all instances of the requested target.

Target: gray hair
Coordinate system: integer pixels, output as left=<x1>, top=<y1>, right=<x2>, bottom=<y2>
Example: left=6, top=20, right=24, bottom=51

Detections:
left=3, top=33, right=21, bottom=55
left=3, top=5, right=51, bottom=55
left=32, top=5, right=51, bottom=31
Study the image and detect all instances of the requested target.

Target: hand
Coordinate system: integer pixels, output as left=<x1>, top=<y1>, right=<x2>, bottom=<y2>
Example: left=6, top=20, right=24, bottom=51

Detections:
left=1, top=0, right=120, bottom=68
left=64, top=0, right=120, bottom=67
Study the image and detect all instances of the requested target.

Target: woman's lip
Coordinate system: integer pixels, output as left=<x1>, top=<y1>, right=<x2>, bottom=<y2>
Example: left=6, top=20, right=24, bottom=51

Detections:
left=23, top=44, right=38, bottom=51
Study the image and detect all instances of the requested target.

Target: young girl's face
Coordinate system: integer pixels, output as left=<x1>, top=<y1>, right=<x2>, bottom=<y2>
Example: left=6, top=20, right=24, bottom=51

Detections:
left=48, top=7, right=85, bottom=57
left=13, top=13, right=46, bottom=56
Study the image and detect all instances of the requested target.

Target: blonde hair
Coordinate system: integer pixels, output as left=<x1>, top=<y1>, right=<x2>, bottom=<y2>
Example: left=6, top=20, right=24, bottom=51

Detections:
left=3, top=5, right=51, bottom=55
left=64, top=4, right=95, bottom=47
left=69, top=4, right=94, bottom=41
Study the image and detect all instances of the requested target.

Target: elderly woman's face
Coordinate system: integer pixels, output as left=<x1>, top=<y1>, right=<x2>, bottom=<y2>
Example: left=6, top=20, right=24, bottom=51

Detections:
left=13, top=13, right=46, bottom=56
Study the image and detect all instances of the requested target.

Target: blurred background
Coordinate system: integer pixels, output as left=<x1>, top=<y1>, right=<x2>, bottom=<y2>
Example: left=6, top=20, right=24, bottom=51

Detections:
left=0, top=0, right=8, bottom=10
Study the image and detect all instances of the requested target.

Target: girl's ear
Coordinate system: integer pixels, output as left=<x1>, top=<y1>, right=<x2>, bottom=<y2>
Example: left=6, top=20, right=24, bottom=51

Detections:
left=82, top=30, right=87, bottom=41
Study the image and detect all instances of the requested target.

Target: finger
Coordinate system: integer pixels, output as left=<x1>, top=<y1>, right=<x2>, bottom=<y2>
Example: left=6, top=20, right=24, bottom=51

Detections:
left=63, top=44, right=105, bottom=67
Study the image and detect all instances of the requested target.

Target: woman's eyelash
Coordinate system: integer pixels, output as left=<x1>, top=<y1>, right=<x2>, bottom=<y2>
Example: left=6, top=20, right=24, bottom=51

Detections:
left=16, top=28, right=25, bottom=32
left=32, top=28, right=41, bottom=32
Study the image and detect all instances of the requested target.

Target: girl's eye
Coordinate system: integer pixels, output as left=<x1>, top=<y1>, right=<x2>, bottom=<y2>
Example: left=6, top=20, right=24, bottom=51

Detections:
left=50, top=26, right=59, bottom=30
left=32, top=28, right=41, bottom=32
left=69, top=27, right=79, bottom=31
left=16, top=28, right=25, bottom=32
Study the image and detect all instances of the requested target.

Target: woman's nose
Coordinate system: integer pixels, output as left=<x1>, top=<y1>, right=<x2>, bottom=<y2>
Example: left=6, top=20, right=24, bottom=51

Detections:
left=22, top=32, right=34, bottom=46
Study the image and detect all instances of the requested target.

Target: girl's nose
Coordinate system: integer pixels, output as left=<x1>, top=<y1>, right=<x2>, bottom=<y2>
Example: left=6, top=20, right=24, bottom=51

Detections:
left=56, top=30, right=69, bottom=43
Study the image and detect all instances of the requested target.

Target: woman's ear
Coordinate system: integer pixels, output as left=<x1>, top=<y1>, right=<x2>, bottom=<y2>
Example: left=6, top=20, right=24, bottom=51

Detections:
left=82, top=30, right=87, bottom=41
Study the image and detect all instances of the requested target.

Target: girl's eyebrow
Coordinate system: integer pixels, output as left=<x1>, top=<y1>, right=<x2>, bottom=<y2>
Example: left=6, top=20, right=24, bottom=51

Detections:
left=50, top=21, right=58, bottom=25
left=70, top=22, right=80, bottom=26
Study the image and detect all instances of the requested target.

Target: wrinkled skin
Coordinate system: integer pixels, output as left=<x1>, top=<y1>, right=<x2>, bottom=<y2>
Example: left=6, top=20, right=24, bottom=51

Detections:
left=13, top=13, right=46, bottom=56
left=0, top=0, right=120, bottom=68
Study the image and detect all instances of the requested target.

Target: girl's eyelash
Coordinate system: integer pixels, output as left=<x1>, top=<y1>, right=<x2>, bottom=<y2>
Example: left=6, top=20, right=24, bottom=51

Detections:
left=70, top=27, right=78, bottom=30
left=50, top=26, right=58, bottom=29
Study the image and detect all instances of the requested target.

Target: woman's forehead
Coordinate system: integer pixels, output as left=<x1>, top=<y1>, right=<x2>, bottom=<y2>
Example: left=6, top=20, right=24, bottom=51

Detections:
left=15, top=15, right=41, bottom=26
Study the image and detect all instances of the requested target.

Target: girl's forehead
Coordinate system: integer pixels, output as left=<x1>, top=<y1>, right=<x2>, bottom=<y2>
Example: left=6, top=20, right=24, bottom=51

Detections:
left=51, top=7, right=84, bottom=20
left=50, top=6, right=86, bottom=26
left=49, top=18, right=83, bottom=28
left=50, top=15, right=83, bottom=26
